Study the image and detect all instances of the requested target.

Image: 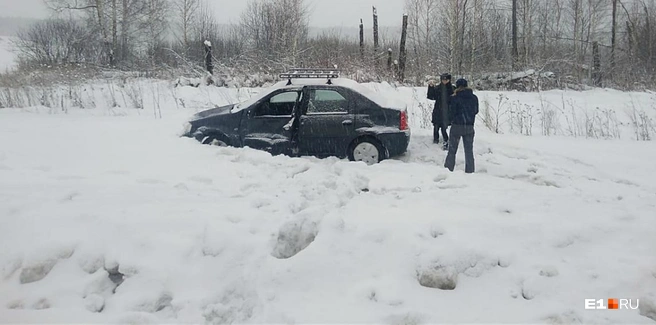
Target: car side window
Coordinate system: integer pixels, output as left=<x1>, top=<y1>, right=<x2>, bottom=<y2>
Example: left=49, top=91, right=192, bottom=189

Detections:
left=254, top=90, right=301, bottom=117
left=306, top=89, right=348, bottom=114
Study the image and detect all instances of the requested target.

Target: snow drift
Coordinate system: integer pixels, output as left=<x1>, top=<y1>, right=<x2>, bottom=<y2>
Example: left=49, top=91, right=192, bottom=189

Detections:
left=0, top=82, right=655, bottom=324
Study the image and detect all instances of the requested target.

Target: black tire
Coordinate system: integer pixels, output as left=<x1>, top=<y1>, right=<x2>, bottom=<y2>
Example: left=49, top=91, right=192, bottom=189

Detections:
left=201, top=134, right=230, bottom=147
left=347, top=137, right=386, bottom=165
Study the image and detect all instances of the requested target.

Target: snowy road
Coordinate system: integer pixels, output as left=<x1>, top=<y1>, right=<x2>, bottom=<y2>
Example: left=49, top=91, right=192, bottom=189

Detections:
left=1, top=107, right=655, bottom=324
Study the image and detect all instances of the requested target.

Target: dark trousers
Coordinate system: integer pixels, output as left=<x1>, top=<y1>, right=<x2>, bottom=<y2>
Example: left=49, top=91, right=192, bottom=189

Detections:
left=433, top=123, right=449, bottom=143
left=444, top=125, right=475, bottom=173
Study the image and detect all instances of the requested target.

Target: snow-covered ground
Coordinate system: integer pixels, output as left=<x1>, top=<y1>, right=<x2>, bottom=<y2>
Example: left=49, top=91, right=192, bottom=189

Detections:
left=1, top=83, right=656, bottom=324
left=0, top=36, right=16, bottom=73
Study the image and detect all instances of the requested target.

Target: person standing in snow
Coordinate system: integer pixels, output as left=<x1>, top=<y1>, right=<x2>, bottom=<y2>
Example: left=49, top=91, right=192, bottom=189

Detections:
left=444, top=78, right=478, bottom=173
left=427, top=73, right=455, bottom=149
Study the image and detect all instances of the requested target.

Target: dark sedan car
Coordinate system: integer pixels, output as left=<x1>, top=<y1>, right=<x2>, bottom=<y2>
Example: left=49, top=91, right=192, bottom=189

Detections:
left=180, top=72, right=410, bottom=165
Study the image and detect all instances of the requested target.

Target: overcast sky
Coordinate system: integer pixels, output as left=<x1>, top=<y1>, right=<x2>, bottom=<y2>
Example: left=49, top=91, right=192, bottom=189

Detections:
left=0, top=0, right=405, bottom=28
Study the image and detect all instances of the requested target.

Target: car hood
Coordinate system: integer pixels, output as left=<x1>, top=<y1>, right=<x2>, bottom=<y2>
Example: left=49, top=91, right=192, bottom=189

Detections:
left=191, top=104, right=236, bottom=120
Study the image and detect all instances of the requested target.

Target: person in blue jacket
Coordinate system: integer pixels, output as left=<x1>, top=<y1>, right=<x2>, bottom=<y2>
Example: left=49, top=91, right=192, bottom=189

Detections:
left=444, top=78, right=478, bottom=173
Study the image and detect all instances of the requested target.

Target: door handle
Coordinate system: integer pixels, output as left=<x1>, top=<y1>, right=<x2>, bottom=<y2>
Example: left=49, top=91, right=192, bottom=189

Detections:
left=342, top=120, right=353, bottom=125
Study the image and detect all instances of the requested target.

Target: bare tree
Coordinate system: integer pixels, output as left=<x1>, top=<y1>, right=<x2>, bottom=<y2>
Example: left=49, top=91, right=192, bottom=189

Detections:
left=11, top=0, right=656, bottom=89
left=404, top=0, right=439, bottom=79
left=239, top=0, right=310, bottom=65
left=173, top=0, right=200, bottom=55
left=45, top=0, right=113, bottom=64
left=14, top=19, right=93, bottom=66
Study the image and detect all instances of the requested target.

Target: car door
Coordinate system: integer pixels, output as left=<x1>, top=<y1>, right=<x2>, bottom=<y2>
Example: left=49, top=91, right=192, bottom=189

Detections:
left=297, top=86, right=357, bottom=157
left=240, top=88, right=303, bottom=156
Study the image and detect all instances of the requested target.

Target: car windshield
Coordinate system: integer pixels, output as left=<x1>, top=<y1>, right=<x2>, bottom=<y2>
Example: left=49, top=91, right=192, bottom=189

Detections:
left=232, top=81, right=287, bottom=113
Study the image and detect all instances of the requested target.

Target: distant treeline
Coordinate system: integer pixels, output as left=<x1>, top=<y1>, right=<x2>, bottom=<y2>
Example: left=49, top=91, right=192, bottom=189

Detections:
left=6, top=0, right=656, bottom=90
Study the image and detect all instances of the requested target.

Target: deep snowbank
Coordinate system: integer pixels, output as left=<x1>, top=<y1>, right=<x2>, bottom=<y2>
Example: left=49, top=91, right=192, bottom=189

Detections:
left=2, top=79, right=654, bottom=141
left=1, top=85, right=656, bottom=324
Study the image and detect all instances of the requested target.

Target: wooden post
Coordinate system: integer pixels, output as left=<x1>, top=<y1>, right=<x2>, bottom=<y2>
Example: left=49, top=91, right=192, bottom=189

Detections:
left=204, top=40, right=213, bottom=75
left=373, top=6, right=379, bottom=67
left=611, top=0, right=617, bottom=70
left=626, top=21, right=633, bottom=57
left=512, top=0, right=518, bottom=71
left=592, top=41, right=601, bottom=87
left=387, top=48, right=393, bottom=71
left=359, top=19, right=365, bottom=60
left=399, top=14, right=408, bottom=82
left=111, top=0, right=117, bottom=66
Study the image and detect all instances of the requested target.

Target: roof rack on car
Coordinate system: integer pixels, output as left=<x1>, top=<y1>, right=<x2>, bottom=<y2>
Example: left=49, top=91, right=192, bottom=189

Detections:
left=279, top=68, right=340, bottom=85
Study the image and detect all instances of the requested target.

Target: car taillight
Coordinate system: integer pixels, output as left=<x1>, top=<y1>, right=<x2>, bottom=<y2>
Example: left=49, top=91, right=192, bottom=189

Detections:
left=400, top=110, right=408, bottom=130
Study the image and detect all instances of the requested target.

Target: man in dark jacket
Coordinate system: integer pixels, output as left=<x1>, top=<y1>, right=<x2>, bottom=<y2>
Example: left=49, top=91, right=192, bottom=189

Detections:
left=444, top=78, right=478, bottom=173
left=427, top=73, right=455, bottom=149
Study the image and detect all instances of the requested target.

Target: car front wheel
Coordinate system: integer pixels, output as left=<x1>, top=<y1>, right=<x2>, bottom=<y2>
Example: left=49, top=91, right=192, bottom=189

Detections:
left=201, top=135, right=229, bottom=147
left=348, top=138, right=385, bottom=165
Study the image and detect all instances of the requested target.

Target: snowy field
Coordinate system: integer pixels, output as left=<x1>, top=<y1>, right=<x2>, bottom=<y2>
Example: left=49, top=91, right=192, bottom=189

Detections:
left=0, top=36, right=16, bottom=73
left=1, top=82, right=656, bottom=324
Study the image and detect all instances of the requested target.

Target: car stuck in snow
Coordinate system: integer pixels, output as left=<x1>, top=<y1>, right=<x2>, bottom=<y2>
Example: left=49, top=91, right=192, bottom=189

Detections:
left=181, top=69, right=410, bottom=164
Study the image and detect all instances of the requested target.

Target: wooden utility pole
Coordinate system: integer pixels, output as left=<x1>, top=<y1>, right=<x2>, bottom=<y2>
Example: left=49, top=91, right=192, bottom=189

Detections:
left=459, top=0, right=469, bottom=75
left=592, top=41, right=601, bottom=86
left=512, top=0, right=518, bottom=70
left=373, top=6, right=380, bottom=67
left=399, top=14, right=408, bottom=82
left=387, top=48, right=393, bottom=71
left=359, top=19, right=365, bottom=60
left=111, top=0, right=117, bottom=66
left=611, top=0, right=617, bottom=70
left=121, top=0, right=129, bottom=62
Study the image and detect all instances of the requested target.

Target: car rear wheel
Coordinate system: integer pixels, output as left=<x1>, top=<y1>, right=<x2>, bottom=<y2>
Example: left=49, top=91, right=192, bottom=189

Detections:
left=348, top=138, right=385, bottom=165
left=201, top=135, right=228, bottom=147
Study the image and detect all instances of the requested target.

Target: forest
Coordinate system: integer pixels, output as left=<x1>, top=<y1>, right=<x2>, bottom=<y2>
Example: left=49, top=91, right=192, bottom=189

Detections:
left=6, top=0, right=656, bottom=90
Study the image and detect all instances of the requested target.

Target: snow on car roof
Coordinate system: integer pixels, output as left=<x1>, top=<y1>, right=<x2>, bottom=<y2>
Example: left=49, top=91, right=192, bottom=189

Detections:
left=231, top=77, right=406, bottom=113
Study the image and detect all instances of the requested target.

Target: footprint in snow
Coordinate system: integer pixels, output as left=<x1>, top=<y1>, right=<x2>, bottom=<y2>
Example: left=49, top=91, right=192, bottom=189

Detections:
left=498, top=207, right=513, bottom=214
left=615, top=179, right=639, bottom=187
left=539, top=266, right=559, bottom=277
left=31, top=298, right=51, bottom=310
left=84, top=294, right=105, bottom=313
left=639, top=298, right=656, bottom=322
left=542, top=310, right=583, bottom=324
left=385, top=312, right=425, bottom=325
left=106, top=170, right=130, bottom=175
left=436, top=183, right=467, bottom=190
left=188, top=176, right=213, bottom=185
left=429, top=226, right=444, bottom=238
left=417, top=266, right=458, bottom=290
left=271, top=219, right=318, bottom=259
left=251, top=198, right=271, bottom=208
left=6, top=300, right=24, bottom=309
left=136, top=178, right=165, bottom=185
left=173, top=183, right=189, bottom=190
left=60, top=191, right=80, bottom=202
left=19, top=260, right=58, bottom=284
left=55, top=175, right=86, bottom=181
left=133, top=292, right=173, bottom=313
